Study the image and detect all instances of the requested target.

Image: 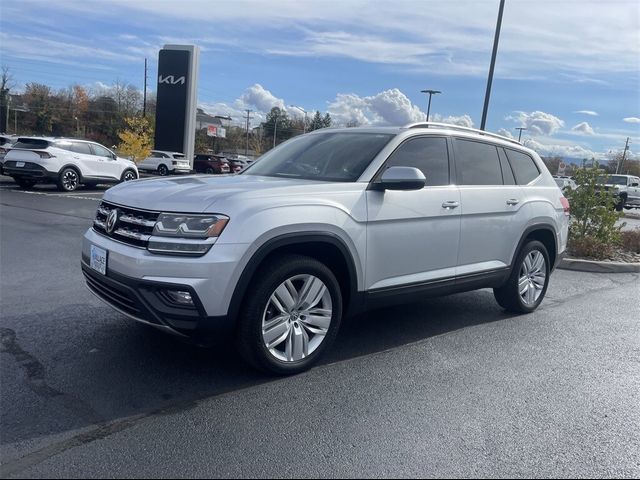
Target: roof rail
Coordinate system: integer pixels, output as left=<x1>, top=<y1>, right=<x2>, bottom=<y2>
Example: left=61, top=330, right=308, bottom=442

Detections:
left=402, top=122, right=522, bottom=146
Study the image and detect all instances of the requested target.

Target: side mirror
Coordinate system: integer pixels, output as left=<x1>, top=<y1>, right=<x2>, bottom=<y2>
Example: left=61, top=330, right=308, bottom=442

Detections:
left=371, top=166, right=426, bottom=191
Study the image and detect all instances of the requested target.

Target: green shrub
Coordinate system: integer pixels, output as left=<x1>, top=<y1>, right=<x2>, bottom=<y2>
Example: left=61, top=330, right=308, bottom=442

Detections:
left=566, top=166, right=623, bottom=260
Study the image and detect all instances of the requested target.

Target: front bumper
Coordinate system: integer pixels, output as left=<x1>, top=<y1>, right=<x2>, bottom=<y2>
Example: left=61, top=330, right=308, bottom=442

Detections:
left=82, top=228, right=248, bottom=338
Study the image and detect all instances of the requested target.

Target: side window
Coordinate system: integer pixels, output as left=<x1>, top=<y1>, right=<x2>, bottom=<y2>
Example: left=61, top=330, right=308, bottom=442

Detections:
left=70, top=142, right=92, bottom=155
left=90, top=144, right=113, bottom=158
left=497, top=148, right=516, bottom=185
left=454, top=139, right=503, bottom=185
left=381, top=136, right=449, bottom=186
left=504, top=148, right=540, bottom=185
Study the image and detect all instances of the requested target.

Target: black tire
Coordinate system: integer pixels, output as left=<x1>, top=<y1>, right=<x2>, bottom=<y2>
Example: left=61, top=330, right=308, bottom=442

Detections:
left=157, top=164, right=169, bottom=176
left=15, top=178, right=37, bottom=190
left=121, top=169, right=137, bottom=182
left=494, top=240, right=550, bottom=314
left=205, top=167, right=215, bottom=174
left=615, top=195, right=625, bottom=212
left=236, top=254, right=343, bottom=375
left=57, top=167, right=80, bottom=192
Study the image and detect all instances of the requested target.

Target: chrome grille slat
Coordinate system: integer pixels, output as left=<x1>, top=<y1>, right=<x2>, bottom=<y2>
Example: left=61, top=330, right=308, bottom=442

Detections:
left=93, top=201, right=159, bottom=248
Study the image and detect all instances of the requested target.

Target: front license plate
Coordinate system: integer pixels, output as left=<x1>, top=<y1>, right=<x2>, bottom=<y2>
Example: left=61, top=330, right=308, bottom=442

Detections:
left=90, top=245, right=108, bottom=275
left=16, top=161, right=25, bottom=167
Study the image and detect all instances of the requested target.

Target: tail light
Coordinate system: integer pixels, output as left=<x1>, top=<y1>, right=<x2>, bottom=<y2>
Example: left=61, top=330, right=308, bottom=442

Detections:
left=0, top=147, right=7, bottom=154
left=35, top=151, right=54, bottom=159
left=560, top=196, right=570, bottom=216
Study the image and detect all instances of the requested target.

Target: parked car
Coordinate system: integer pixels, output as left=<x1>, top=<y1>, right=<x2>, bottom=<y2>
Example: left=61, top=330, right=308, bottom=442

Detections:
left=3, top=137, right=138, bottom=191
left=137, top=150, right=191, bottom=176
left=194, top=154, right=230, bottom=174
left=82, top=122, right=569, bottom=375
left=553, top=176, right=577, bottom=193
left=228, top=157, right=253, bottom=173
left=596, top=174, right=640, bottom=211
left=0, top=134, right=17, bottom=175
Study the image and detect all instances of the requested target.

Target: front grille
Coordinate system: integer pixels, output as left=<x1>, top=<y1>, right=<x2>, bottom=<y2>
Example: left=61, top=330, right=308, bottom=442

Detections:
left=93, top=201, right=159, bottom=248
left=83, top=270, right=141, bottom=318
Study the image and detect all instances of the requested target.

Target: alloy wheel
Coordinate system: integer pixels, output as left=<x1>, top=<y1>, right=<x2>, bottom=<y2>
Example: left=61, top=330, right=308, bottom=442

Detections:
left=62, top=169, right=78, bottom=191
left=123, top=171, right=136, bottom=182
left=519, top=250, right=546, bottom=306
left=261, top=274, right=333, bottom=362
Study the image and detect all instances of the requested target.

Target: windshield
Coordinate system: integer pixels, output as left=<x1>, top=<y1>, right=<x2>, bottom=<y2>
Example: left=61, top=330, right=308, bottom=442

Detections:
left=597, top=175, right=627, bottom=185
left=554, top=179, right=565, bottom=187
left=243, top=132, right=395, bottom=182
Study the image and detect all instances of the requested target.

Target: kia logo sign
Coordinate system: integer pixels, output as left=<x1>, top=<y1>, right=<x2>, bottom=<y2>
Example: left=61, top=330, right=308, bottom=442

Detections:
left=158, top=75, right=186, bottom=85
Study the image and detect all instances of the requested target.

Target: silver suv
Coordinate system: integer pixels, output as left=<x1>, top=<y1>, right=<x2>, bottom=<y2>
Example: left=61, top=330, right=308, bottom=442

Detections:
left=82, top=122, right=570, bottom=374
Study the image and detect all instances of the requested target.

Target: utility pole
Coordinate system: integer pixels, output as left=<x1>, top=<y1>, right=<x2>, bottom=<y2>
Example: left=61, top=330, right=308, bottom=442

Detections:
left=289, top=105, right=307, bottom=134
left=420, top=89, right=441, bottom=122
left=273, top=114, right=279, bottom=148
left=244, top=109, right=253, bottom=156
left=617, top=137, right=631, bottom=174
left=480, top=0, right=506, bottom=131
left=143, top=58, right=148, bottom=117
left=515, top=127, right=527, bottom=142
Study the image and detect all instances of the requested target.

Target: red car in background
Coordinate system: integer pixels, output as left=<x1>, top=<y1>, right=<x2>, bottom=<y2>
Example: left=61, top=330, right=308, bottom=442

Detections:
left=193, top=154, right=231, bottom=174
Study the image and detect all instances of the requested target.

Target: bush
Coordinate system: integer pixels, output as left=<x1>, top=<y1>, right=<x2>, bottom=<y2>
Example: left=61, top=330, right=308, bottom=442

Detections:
left=621, top=230, right=640, bottom=254
left=566, top=165, right=623, bottom=260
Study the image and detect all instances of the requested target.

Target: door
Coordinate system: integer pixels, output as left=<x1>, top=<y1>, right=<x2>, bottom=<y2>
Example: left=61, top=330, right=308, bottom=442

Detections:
left=90, top=143, right=121, bottom=179
left=453, top=138, right=528, bottom=275
left=366, top=136, right=461, bottom=291
left=628, top=177, right=640, bottom=206
left=67, top=141, right=97, bottom=177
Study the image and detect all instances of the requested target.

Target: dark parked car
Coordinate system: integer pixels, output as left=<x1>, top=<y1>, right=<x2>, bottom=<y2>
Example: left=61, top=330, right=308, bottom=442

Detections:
left=194, top=154, right=231, bottom=174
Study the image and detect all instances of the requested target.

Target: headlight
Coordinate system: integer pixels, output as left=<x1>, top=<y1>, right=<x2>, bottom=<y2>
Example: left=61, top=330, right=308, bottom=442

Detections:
left=148, top=213, right=229, bottom=256
left=153, top=213, right=228, bottom=238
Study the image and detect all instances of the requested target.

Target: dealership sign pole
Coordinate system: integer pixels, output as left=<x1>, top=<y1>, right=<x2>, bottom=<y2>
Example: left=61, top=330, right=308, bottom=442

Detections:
left=154, top=44, right=200, bottom=168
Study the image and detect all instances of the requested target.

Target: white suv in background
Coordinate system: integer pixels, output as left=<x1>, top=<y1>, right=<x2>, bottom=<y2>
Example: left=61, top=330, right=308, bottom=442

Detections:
left=4, top=137, right=138, bottom=191
left=82, top=122, right=569, bottom=375
left=137, top=150, right=191, bottom=176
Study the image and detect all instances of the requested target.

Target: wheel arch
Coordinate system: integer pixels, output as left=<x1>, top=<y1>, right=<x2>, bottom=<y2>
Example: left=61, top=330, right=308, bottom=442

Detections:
left=512, top=224, right=558, bottom=272
left=227, top=232, right=360, bottom=325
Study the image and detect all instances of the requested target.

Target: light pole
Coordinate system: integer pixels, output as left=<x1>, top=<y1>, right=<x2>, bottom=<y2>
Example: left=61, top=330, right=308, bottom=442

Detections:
left=480, top=0, right=506, bottom=131
left=289, top=105, right=307, bottom=134
left=420, top=89, right=441, bottom=122
left=515, top=127, right=527, bottom=142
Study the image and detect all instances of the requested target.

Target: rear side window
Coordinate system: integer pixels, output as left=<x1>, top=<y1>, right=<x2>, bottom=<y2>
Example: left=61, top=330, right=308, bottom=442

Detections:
left=12, top=139, right=51, bottom=150
left=381, top=136, right=450, bottom=186
left=505, top=148, right=540, bottom=185
left=69, top=142, right=92, bottom=155
left=454, top=139, right=503, bottom=185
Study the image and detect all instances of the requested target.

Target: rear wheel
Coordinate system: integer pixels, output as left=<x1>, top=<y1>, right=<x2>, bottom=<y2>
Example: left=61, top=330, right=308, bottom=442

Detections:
left=494, top=240, right=550, bottom=314
left=157, top=164, right=169, bottom=176
left=615, top=195, right=626, bottom=212
left=57, top=168, right=80, bottom=192
left=236, top=254, right=343, bottom=375
left=15, top=178, right=37, bottom=190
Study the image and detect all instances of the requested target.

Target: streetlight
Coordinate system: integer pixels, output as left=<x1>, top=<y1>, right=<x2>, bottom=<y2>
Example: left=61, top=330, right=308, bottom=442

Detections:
left=289, top=105, right=307, bottom=134
left=420, top=89, right=441, bottom=122
left=515, top=127, right=527, bottom=142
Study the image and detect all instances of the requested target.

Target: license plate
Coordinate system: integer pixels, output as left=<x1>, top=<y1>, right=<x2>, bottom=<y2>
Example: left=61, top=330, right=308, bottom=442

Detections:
left=16, top=161, right=25, bottom=167
left=90, top=245, right=108, bottom=275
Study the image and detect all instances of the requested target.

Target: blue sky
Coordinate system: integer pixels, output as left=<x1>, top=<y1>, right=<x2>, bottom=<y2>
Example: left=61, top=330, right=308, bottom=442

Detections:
left=1, top=0, right=639, bottom=161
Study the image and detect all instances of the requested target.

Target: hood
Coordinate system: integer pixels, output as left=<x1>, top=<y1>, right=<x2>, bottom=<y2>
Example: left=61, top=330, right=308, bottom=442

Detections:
left=102, top=174, right=354, bottom=212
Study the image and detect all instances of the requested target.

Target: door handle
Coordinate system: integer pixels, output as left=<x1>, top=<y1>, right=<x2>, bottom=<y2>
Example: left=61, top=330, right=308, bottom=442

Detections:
left=506, top=199, right=520, bottom=206
left=442, top=201, right=460, bottom=209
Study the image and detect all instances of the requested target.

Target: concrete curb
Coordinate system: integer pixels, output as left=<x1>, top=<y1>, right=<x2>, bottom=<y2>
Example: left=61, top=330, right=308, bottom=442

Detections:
left=558, top=257, right=640, bottom=273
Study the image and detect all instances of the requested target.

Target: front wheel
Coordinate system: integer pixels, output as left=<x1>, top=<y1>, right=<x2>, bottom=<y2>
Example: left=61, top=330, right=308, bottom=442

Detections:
left=121, top=169, right=137, bottom=182
left=494, top=240, right=550, bottom=313
left=236, top=254, right=343, bottom=375
left=57, top=168, right=80, bottom=192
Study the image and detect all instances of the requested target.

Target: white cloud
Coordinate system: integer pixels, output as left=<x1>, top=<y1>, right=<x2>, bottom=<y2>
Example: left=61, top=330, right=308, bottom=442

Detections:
left=507, top=111, right=565, bottom=136
left=497, top=128, right=515, bottom=139
left=327, top=88, right=425, bottom=126
left=571, top=122, right=595, bottom=135
left=524, top=138, right=600, bottom=160
left=238, top=84, right=285, bottom=112
left=436, top=114, right=474, bottom=128
left=623, top=117, right=640, bottom=124
left=574, top=110, right=598, bottom=116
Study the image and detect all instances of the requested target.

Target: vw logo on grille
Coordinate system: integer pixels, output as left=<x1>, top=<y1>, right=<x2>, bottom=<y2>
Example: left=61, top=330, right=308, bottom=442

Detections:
left=106, top=209, right=119, bottom=234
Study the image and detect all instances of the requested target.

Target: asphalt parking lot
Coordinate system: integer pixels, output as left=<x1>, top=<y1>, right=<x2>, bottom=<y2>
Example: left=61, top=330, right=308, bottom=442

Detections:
left=0, top=176, right=639, bottom=478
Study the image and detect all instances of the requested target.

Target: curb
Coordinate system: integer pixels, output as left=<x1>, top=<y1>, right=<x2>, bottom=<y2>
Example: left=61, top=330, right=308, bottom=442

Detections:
left=558, top=257, right=640, bottom=273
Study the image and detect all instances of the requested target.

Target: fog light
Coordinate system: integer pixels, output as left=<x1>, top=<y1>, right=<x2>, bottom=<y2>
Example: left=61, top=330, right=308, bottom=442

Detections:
left=164, top=290, right=194, bottom=305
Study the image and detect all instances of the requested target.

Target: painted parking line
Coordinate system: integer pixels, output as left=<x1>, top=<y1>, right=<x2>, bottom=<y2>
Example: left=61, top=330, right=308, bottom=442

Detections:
left=5, top=189, right=103, bottom=201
